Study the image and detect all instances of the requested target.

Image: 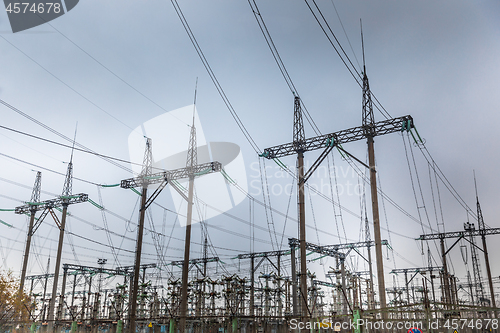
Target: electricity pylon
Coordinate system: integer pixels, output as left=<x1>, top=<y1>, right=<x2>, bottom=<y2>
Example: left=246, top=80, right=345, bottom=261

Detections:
left=121, top=137, right=221, bottom=333
left=16, top=154, right=88, bottom=325
left=262, top=93, right=413, bottom=316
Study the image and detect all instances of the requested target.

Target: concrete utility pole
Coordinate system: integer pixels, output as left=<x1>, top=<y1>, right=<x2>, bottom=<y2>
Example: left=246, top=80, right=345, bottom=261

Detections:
left=121, top=137, right=221, bottom=333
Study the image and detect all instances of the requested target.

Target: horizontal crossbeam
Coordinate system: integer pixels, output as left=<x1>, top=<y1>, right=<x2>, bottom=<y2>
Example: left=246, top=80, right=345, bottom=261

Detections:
left=417, top=227, right=500, bottom=240
left=313, top=280, right=336, bottom=288
left=26, top=273, right=55, bottom=280
left=116, top=263, right=157, bottom=274
left=390, top=267, right=443, bottom=274
left=323, top=240, right=389, bottom=251
left=262, top=115, right=413, bottom=159
left=63, top=263, right=124, bottom=276
left=236, top=250, right=291, bottom=260
left=15, top=193, right=88, bottom=215
left=288, top=238, right=345, bottom=260
left=120, top=161, right=222, bottom=189
left=171, top=257, right=219, bottom=266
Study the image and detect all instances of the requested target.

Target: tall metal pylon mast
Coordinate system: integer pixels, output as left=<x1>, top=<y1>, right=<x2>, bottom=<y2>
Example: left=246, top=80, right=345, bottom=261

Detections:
left=293, top=95, right=309, bottom=318
left=48, top=139, right=81, bottom=326
left=361, top=27, right=387, bottom=311
left=262, top=28, right=413, bottom=319
left=127, top=137, right=152, bottom=332
left=19, top=171, right=41, bottom=295
left=362, top=72, right=387, bottom=311
left=474, top=173, right=496, bottom=308
left=464, top=221, right=485, bottom=306
left=263, top=104, right=413, bottom=318
left=50, top=157, right=72, bottom=321
left=179, top=111, right=198, bottom=332
left=121, top=139, right=222, bottom=333
left=15, top=172, right=88, bottom=324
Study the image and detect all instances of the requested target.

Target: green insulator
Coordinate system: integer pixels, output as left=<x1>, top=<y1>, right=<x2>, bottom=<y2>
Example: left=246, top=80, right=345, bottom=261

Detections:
left=117, top=320, right=123, bottom=333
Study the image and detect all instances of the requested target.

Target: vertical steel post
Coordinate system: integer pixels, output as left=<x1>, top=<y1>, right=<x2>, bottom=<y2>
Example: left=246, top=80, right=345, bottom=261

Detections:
left=430, top=271, right=436, bottom=306
left=481, top=235, right=496, bottom=311
left=341, top=261, right=347, bottom=315
left=20, top=212, right=36, bottom=295
left=29, top=279, right=34, bottom=297
left=179, top=175, right=195, bottom=333
left=57, top=266, right=68, bottom=320
left=277, top=254, right=282, bottom=317
left=47, top=205, right=69, bottom=326
left=297, top=152, right=308, bottom=318
left=291, top=246, right=298, bottom=317
left=128, top=186, right=148, bottom=332
left=475, top=175, right=495, bottom=311
left=367, top=137, right=387, bottom=312
left=19, top=171, right=41, bottom=295
left=87, top=275, right=93, bottom=319
left=405, top=271, right=410, bottom=305
left=366, top=241, right=374, bottom=309
left=42, top=262, right=49, bottom=322
left=440, top=237, right=450, bottom=305
left=71, top=274, right=77, bottom=314
left=250, top=256, right=255, bottom=317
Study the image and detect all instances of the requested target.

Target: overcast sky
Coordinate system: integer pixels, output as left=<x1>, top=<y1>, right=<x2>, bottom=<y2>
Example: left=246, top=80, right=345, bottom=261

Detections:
left=0, top=0, right=499, bottom=297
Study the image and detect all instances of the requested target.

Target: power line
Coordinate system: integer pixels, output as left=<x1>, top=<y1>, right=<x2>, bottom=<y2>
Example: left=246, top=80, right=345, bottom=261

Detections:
left=0, top=122, right=171, bottom=174
left=43, top=21, right=190, bottom=128
left=0, top=98, right=134, bottom=174
left=0, top=151, right=100, bottom=186
left=0, top=36, right=137, bottom=133
left=169, top=0, right=261, bottom=154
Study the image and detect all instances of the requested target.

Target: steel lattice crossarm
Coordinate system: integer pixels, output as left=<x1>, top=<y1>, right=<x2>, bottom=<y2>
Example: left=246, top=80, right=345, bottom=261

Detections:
left=120, top=161, right=222, bottom=189
left=417, top=228, right=500, bottom=240
left=62, top=263, right=126, bottom=277
left=326, top=271, right=371, bottom=278
left=261, top=115, right=413, bottom=159
left=170, top=256, right=219, bottom=266
left=386, top=286, right=425, bottom=292
left=236, top=249, right=291, bottom=260
left=390, top=267, right=443, bottom=274
left=14, top=193, right=88, bottom=214
left=288, top=238, right=345, bottom=260
left=313, top=280, right=336, bottom=288
left=323, top=240, right=389, bottom=251
left=116, top=263, right=157, bottom=275
left=26, top=273, right=55, bottom=280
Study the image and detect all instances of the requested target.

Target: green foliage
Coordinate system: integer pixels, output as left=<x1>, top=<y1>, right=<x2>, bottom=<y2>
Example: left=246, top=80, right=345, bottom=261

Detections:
left=0, top=270, right=32, bottom=330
